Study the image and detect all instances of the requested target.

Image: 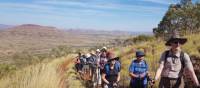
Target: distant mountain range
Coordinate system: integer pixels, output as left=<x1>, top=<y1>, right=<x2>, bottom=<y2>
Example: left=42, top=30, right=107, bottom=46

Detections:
left=64, top=29, right=153, bottom=36
left=0, top=24, right=132, bottom=58
left=0, top=24, right=152, bottom=35
left=0, top=24, right=13, bottom=30
left=129, top=31, right=153, bottom=36
left=0, top=24, right=152, bottom=53
left=0, top=23, right=154, bottom=64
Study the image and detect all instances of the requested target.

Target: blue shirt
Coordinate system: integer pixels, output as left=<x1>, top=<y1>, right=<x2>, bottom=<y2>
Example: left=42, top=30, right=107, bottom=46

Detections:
left=129, top=59, right=148, bottom=85
left=104, top=61, right=121, bottom=75
left=103, top=61, right=121, bottom=83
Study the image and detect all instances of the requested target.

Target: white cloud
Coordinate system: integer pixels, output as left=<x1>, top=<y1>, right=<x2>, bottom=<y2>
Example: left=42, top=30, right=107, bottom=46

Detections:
left=35, top=0, right=166, bottom=14
left=0, top=1, right=166, bottom=17
left=0, top=2, right=117, bottom=20
left=0, top=2, right=56, bottom=11
left=140, top=0, right=177, bottom=5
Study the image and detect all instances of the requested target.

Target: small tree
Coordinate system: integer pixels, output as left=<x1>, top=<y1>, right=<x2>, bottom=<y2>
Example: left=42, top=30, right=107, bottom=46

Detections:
left=180, top=0, right=192, bottom=6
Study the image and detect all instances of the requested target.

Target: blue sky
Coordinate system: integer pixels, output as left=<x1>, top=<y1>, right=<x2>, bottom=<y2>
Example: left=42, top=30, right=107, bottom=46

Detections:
left=0, top=0, right=192, bottom=32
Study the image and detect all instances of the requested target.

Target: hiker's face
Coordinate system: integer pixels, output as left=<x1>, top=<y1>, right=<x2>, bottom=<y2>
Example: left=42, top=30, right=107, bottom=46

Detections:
left=96, top=51, right=100, bottom=54
left=137, top=56, right=144, bottom=60
left=110, top=60, right=116, bottom=65
left=102, top=52, right=106, bottom=57
left=171, top=41, right=181, bottom=51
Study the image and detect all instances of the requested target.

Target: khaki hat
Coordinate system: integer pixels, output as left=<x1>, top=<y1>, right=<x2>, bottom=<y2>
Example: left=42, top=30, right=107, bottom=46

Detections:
left=86, top=53, right=91, bottom=58
left=96, top=49, right=100, bottom=52
left=101, top=46, right=107, bottom=52
left=165, top=32, right=187, bottom=46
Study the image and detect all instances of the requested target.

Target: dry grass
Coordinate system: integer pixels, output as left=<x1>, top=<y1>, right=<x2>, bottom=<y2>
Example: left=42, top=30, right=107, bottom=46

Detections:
left=0, top=55, right=75, bottom=88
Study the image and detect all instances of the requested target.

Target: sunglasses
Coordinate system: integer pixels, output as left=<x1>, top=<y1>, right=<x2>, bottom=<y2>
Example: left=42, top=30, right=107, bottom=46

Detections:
left=172, top=41, right=180, bottom=44
left=136, top=55, right=144, bottom=58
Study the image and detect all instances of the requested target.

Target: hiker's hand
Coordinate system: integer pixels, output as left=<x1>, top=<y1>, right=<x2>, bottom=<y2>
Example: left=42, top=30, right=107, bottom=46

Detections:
left=140, top=72, right=146, bottom=78
left=105, top=82, right=110, bottom=86
left=151, top=79, right=155, bottom=85
left=196, top=83, right=200, bottom=88
left=196, top=84, right=200, bottom=88
left=135, top=75, right=139, bottom=78
left=149, top=79, right=155, bottom=87
left=113, top=82, right=118, bottom=87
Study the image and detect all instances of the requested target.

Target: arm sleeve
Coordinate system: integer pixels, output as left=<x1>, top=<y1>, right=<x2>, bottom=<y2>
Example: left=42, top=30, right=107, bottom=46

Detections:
left=184, top=53, right=194, bottom=70
left=117, top=62, right=121, bottom=72
left=184, top=53, right=200, bottom=86
left=159, top=52, right=166, bottom=65
left=146, top=62, right=149, bottom=72
left=129, top=61, right=134, bottom=73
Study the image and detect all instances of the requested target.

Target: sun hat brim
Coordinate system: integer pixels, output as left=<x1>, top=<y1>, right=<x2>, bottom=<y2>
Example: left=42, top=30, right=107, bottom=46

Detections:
left=108, top=57, right=119, bottom=62
left=165, top=38, right=187, bottom=46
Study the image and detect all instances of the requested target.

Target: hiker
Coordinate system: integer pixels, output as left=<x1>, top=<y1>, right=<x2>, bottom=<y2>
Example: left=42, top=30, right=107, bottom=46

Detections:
left=96, top=49, right=102, bottom=85
left=102, top=52, right=121, bottom=88
left=80, top=54, right=87, bottom=65
left=90, top=51, right=98, bottom=81
left=89, top=52, right=98, bottom=70
left=81, top=54, right=86, bottom=70
left=74, top=52, right=82, bottom=72
left=96, top=49, right=101, bottom=62
left=100, top=47, right=113, bottom=70
left=129, top=50, right=149, bottom=88
left=82, top=54, right=89, bottom=74
left=100, top=47, right=108, bottom=73
left=99, top=47, right=110, bottom=87
left=153, top=32, right=200, bottom=88
left=79, top=54, right=87, bottom=73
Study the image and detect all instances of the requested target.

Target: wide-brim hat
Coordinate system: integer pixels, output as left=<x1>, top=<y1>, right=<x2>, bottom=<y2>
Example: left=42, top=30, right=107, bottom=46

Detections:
left=165, top=32, right=187, bottom=46
left=107, top=52, right=119, bottom=62
left=108, top=57, right=120, bottom=62
left=101, top=46, right=107, bottom=52
left=90, top=50, right=96, bottom=55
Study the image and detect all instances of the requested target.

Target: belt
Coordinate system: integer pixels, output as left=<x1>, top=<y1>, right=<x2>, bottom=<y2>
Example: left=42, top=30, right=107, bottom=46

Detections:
left=161, top=77, right=181, bottom=80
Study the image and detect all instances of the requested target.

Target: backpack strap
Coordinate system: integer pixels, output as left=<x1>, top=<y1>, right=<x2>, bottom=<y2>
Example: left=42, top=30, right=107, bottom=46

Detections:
left=180, top=51, right=185, bottom=68
left=105, top=63, right=121, bottom=75
left=164, top=50, right=185, bottom=68
left=164, top=50, right=170, bottom=65
left=142, top=60, right=148, bottom=71
left=105, top=64, right=110, bottom=75
left=143, top=60, right=147, bottom=66
left=115, top=61, right=121, bottom=72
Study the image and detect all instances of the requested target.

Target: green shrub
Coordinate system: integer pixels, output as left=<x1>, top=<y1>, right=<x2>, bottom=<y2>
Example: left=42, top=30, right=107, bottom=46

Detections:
left=0, top=64, right=16, bottom=78
left=124, top=35, right=155, bottom=45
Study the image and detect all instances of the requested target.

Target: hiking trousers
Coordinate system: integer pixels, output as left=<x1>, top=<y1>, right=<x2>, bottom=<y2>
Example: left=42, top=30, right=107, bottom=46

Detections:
left=159, top=77, right=184, bottom=88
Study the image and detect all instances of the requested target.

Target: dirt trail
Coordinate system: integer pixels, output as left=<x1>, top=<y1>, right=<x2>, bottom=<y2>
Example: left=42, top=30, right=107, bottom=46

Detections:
left=58, top=57, right=85, bottom=88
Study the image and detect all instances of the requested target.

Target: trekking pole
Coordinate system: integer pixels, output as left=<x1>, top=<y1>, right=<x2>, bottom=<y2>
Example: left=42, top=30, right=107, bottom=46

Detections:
left=122, top=75, right=125, bottom=88
left=151, top=44, right=156, bottom=88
